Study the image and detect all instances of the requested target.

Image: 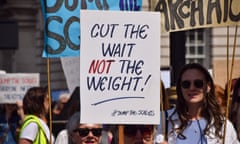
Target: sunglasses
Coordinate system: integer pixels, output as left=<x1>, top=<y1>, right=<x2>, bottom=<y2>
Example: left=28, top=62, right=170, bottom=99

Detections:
left=181, top=79, right=204, bottom=89
left=124, top=125, right=153, bottom=137
left=73, top=128, right=102, bottom=137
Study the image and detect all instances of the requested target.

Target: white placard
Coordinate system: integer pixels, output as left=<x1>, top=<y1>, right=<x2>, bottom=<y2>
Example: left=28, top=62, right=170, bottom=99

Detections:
left=0, top=73, right=40, bottom=103
left=80, top=10, right=161, bottom=124
left=61, top=57, right=80, bottom=94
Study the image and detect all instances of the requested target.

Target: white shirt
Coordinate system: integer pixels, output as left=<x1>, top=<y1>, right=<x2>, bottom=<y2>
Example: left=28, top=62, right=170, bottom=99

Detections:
left=55, top=129, right=68, bottom=144
left=20, top=117, right=55, bottom=144
left=156, top=108, right=240, bottom=144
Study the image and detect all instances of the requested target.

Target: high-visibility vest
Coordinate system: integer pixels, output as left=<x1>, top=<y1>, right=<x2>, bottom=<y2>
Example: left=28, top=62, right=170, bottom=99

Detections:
left=19, top=115, right=48, bottom=144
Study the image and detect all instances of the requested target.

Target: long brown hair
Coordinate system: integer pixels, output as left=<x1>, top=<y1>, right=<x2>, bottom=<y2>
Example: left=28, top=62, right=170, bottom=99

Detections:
left=170, top=63, right=224, bottom=139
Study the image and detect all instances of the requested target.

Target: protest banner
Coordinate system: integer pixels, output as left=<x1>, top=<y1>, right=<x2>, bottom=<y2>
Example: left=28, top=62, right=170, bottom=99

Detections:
left=152, top=0, right=240, bottom=32
left=80, top=10, right=161, bottom=124
left=0, top=73, right=40, bottom=103
left=61, top=57, right=171, bottom=93
left=40, top=0, right=142, bottom=57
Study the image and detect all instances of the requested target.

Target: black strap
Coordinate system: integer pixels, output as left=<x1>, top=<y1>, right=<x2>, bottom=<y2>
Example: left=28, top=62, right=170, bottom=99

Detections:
left=165, top=111, right=168, bottom=140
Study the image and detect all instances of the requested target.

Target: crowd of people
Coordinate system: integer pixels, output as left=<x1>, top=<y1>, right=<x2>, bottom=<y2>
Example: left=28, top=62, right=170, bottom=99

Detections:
left=0, top=63, right=240, bottom=144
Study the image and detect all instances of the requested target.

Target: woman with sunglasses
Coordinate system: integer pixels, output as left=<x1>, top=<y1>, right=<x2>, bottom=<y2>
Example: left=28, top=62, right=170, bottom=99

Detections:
left=157, top=63, right=239, bottom=144
left=66, top=112, right=103, bottom=144
left=124, top=124, right=156, bottom=144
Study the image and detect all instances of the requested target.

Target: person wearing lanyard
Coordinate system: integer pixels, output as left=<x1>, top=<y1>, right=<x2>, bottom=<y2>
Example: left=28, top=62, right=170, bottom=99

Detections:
left=157, top=63, right=239, bottom=144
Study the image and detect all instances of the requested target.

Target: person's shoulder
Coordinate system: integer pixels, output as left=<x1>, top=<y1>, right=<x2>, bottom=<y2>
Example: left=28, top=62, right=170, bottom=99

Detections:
left=24, top=121, right=38, bottom=128
left=57, top=129, right=68, bottom=136
left=225, top=119, right=236, bottom=128
left=21, top=115, right=42, bottom=130
left=55, top=129, right=68, bottom=144
left=166, top=107, right=176, bottom=117
left=223, top=119, right=240, bottom=144
left=166, top=107, right=175, bottom=113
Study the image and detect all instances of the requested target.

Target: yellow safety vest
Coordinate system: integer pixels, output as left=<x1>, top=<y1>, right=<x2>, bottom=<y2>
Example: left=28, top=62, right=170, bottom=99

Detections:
left=19, top=115, right=48, bottom=144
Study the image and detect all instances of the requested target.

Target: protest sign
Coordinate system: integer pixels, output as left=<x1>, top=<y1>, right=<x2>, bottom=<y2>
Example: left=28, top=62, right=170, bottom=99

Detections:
left=61, top=59, right=171, bottom=94
left=61, top=57, right=80, bottom=94
left=40, top=0, right=142, bottom=57
left=153, top=0, right=240, bottom=32
left=0, top=73, right=40, bottom=103
left=80, top=10, right=161, bottom=124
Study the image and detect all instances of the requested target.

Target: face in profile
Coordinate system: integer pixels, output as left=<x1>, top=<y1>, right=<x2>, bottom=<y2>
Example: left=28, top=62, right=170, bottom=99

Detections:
left=71, top=124, right=102, bottom=144
left=124, top=125, right=155, bottom=144
left=44, top=94, right=50, bottom=114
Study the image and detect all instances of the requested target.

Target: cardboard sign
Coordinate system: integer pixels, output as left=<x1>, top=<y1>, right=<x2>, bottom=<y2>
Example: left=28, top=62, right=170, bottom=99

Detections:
left=153, top=0, right=240, bottom=32
left=0, top=73, right=40, bottom=103
left=80, top=10, right=161, bottom=124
